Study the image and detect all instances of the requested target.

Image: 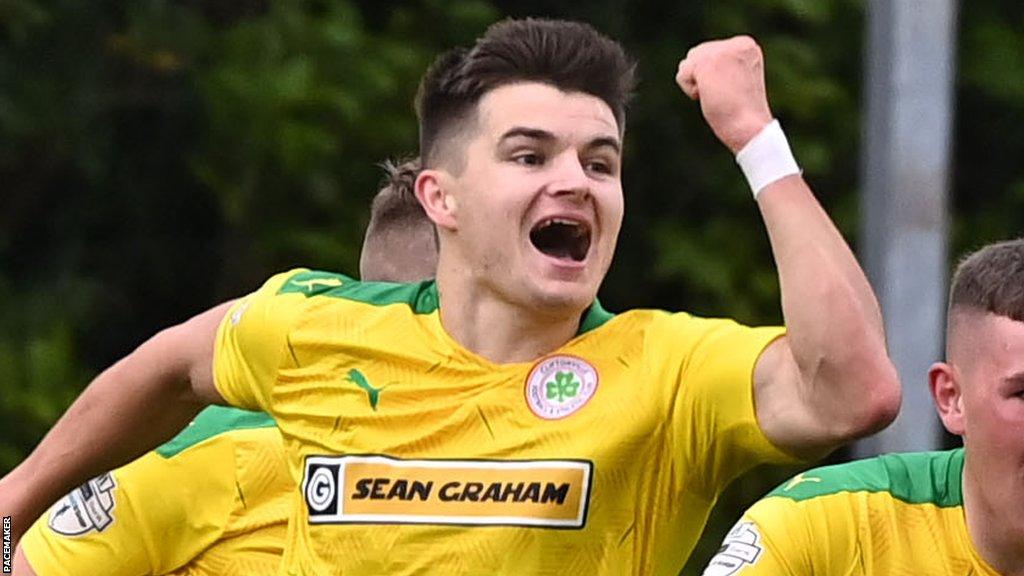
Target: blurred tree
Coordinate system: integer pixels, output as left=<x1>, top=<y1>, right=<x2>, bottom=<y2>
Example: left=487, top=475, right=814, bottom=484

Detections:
left=0, top=0, right=497, bottom=471
left=955, top=0, right=1024, bottom=254
left=1, top=1, right=1023, bottom=574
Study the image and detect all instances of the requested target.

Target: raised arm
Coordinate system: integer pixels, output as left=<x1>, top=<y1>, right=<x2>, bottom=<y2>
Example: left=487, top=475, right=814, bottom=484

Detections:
left=677, top=36, right=900, bottom=457
left=0, top=301, right=231, bottom=546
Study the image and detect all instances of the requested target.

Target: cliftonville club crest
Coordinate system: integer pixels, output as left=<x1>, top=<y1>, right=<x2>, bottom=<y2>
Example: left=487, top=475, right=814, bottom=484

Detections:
left=524, top=355, right=599, bottom=419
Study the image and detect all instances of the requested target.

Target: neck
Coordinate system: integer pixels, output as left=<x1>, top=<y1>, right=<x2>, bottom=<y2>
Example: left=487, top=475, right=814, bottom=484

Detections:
left=963, top=460, right=1024, bottom=575
left=434, top=264, right=583, bottom=365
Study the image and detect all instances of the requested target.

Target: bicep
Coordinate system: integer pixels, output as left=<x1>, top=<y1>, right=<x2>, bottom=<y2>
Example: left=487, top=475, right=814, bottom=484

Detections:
left=123, top=300, right=234, bottom=406
left=753, top=337, right=836, bottom=459
left=181, top=300, right=235, bottom=405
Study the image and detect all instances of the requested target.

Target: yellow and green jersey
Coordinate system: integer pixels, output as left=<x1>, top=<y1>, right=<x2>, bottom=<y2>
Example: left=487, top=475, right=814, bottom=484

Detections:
left=214, top=269, right=796, bottom=576
left=704, top=449, right=1001, bottom=576
left=20, top=406, right=291, bottom=576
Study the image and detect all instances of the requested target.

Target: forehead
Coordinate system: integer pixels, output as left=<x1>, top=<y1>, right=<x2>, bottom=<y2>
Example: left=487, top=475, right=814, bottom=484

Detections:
left=475, top=82, right=619, bottom=142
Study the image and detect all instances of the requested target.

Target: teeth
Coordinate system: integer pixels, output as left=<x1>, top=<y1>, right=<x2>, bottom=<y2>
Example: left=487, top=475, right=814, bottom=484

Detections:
left=530, top=216, right=592, bottom=263
left=540, top=217, right=587, bottom=232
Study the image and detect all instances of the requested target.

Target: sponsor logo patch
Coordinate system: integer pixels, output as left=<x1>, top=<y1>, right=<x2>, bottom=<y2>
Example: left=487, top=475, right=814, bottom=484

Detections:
left=303, top=455, right=592, bottom=528
left=524, top=355, right=598, bottom=420
left=703, top=521, right=764, bottom=575
left=47, top=473, right=118, bottom=537
left=345, top=368, right=386, bottom=411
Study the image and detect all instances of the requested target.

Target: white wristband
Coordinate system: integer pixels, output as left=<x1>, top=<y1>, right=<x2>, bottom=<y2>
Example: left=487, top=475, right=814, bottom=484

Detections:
left=735, top=119, right=801, bottom=198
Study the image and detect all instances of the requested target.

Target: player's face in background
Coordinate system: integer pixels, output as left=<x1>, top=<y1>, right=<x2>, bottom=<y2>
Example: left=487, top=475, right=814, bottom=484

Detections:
left=443, top=82, right=624, bottom=314
left=932, top=311, right=1024, bottom=530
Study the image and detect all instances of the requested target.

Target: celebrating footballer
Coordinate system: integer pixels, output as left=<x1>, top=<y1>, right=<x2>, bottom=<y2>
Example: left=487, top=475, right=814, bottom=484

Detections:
left=1, top=18, right=899, bottom=576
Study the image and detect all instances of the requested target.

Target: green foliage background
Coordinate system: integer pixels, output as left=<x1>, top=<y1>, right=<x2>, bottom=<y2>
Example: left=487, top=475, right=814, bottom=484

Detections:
left=1, top=1, right=1022, bottom=573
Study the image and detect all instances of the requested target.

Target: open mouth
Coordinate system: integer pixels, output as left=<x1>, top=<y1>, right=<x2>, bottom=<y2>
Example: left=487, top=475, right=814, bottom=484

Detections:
left=529, top=217, right=592, bottom=262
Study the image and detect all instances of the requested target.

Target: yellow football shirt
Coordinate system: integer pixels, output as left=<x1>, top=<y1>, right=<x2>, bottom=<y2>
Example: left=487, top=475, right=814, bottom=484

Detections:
left=704, top=449, right=1001, bottom=576
left=20, top=406, right=291, bottom=576
left=214, top=269, right=795, bottom=576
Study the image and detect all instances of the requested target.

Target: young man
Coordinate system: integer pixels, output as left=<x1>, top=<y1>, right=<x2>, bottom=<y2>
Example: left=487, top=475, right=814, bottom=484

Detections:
left=10, top=160, right=435, bottom=576
left=703, top=239, right=1024, bottom=576
left=0, top=19, right=898, bottom=575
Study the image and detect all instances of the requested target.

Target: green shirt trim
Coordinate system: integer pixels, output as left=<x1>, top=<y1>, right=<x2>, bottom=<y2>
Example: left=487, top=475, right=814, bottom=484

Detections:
left=155, top=406, right=276, bottom=459
left=768, top=448, right=964, bottom=508
left=577, top=299, right=614, bottom=335
left=277, top=270, right=438, bottom=313
left=276, top=269, right=615, bottom=333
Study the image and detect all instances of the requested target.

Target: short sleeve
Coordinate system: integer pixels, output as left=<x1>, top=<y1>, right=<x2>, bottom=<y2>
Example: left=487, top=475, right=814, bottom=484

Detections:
left=703, top=487, right=859, bottom=575
left=651, top=313, right=795, bottom=497
left=213, top=269, right=310, bottom=411
left=702, top=503, right=802, bottom=576
left=19, top=443, right=237, bottom=576
left=20, top=471, right=151, bottom=576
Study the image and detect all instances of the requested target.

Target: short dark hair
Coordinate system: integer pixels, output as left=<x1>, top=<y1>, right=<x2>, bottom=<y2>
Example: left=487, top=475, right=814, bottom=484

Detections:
left=949, top=238, right=1024, bottom=322
left=415, top=18, right=636, bottom=168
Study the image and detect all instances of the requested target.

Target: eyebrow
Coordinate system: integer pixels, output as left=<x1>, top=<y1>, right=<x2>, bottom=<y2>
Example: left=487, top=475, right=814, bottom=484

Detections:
left=498, top=127, right=621, bottom=154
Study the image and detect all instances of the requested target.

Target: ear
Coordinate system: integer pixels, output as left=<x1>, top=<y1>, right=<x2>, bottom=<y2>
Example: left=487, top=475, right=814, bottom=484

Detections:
left=415, top=168, right=458, bottom=231
left=929, top=361, right=965, bottom=436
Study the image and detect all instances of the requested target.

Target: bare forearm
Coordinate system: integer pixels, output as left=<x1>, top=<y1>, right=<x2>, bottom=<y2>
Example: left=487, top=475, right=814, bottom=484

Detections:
left=0, top=329, right=208, bottom=543
left=676, top=36, right=898, bottom=451
left=759, top=176, right=898, bottom=429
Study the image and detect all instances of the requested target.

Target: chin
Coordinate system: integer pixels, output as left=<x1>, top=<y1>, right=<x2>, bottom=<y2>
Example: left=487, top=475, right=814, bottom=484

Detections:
left=527, top=281, right=596, bottom=317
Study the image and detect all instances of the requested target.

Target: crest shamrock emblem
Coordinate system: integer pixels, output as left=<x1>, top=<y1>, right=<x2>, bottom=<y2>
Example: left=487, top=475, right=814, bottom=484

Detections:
left=525, top=356, right=598, bottom=419
left=546, top=371, right=582, bottom=403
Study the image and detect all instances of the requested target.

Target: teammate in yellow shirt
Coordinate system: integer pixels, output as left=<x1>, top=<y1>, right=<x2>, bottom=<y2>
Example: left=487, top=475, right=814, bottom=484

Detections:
left=19, top=407, right=288, bottom=576
left=704, top=238, right=1024, bottom=576
left=10, top=159, right=437, bottom=576
left=1, top=19, right=900, bottom=576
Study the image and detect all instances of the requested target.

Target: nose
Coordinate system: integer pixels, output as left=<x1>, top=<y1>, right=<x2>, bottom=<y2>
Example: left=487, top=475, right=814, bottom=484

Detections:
left=546, top=151, right=591, bottom=200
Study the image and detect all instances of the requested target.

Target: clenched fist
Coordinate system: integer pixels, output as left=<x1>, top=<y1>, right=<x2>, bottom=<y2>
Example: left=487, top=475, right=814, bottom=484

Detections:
left=676, top=36, right=773, bottom=154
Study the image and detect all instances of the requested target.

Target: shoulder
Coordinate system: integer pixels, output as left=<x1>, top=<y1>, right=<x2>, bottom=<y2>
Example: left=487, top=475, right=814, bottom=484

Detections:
left=274, top=269, right=437, bottom=311
left=607, top=308, right=780, bottom=345
left=605, top=309, right=783, bottom=371
left=576, top=306, right=682, bottom=341
left=221, top=269, right=437, bottom=351
left=766, top=449, right=965, bottom=507
left=578, top=308, right=782, bottom=378
left=155, top=406, right=277, bottom=459
left=735, top=449, right=966, bottom=573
